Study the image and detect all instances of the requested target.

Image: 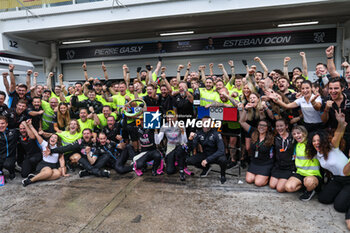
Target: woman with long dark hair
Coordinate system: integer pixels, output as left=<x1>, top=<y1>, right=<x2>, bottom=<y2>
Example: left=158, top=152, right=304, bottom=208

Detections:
left=22, top=121, right=68, bottom=186
left=239, top=106, right=274, bottom=187
left=269, top=119, right=295, bottom=192
left=307, top=109, right=350, bottom=230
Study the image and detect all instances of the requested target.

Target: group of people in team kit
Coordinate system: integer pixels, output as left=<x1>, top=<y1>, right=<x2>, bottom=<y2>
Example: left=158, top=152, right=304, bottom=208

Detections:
left=0, top=45, right=350, bottom=228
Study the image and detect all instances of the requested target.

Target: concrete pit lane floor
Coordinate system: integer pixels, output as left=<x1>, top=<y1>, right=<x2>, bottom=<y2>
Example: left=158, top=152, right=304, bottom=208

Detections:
left=0, top=165, right=347, bottom=233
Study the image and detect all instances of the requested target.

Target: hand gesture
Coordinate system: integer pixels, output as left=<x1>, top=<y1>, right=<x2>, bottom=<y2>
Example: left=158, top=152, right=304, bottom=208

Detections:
left=310, top=94, right=320, bottom=104
left=189, top=132, right=196, bottom=140
left=254, top=57, right=261, bottom=62
left=82, top=61, right=87, bottom=70
left=27, top=70, right=33, bottom=76
left=205, top=104, right=211, bottom=109
left=187, top=62, right=191, bottom=69
left=58, top=74, right=63, bottom=80
left=26, top=119, right=32, bottom=126
left=34, top=72, right=39, bottom=77
left=136, top=67, right=142, bottom=73
left=178, top=65, right=184, bottom=70
left=245, top=103, right=254, bottom=109
left=8, top=64, right=14, bottom=72
left=49, top=72, right=54, bottom=78
left=299, top=52, right=306, bottom=57
left=201, top=160, right=208, bottom=167
left=335, top=109, right=346, bottom=124
left=116, top=135, right=123, bottom=141
left=209, top=63, right=214, bottom=69
left=284, top=57, right=291, bottom=63
left=161, top=66, right=166, bottom=72
left=218, top=64, right=224, bottom=69
left=85, top=146, right=91, bottom=155
left=2, top=72, right=8, bottom=78
left=43, top=146, right=51, bottom=157
left=228, top=60, right=234, bottom=67
left=325, top=100, right=334, bottom=110
left=325, top=46, right=334, bottom=58
left=89, top=106, right=94, bottom=113
left=102, top=62, right=107, bottom=72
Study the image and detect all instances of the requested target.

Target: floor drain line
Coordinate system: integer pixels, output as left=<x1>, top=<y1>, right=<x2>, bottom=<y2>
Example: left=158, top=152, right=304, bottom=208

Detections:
left=79, top=177, right=141, bottom=233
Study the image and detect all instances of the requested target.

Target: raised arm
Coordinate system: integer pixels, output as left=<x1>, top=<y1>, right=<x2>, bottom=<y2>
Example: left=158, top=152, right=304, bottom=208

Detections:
left=177, top=64, right=184, bottom=83
left=58, top=74, right=68, bottom=96
left=22, top=120, right=36, bottom=140
left=209, top=63, right=214, bottom=76
left=28, top=120, right=44, bottom=144
left=228, top=60, right=235, bottom=86
left=33, top=72, right=38, bottom=87
left=123, top=64, right=130, bottom=87
left=325, top=46, right=340, bottom=78
left=283, top=57, right=291, bottom=79
left=101, top=62, right=109, bottom=81
left=26, top=70, right=32, bottom=92
left=9, top=64, right=16, bottom=93
left=331, top=109, right=347, bottom=148
left=47, top=72, right=54, bottom=91
left=183, top=62, right=191, bottom=81
left=82, top=61, right=88, bottom=81
left=199, top=65, right=206, bottom=83
left=254, top=57, right=268, bottom=78
left=218, top=64, right=229, bottom=84
left=2, top=72, right=10, bottom=94
left=299, top=52, right=308, bottom=77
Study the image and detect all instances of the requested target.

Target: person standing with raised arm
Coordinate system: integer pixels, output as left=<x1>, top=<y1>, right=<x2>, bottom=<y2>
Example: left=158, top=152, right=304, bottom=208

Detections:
left=7, top=64, right=32, bottom=108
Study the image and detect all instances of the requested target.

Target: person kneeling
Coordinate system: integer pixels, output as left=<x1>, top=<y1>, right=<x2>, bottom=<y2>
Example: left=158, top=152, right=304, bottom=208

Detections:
left=186, top=116, right=227, bottom=184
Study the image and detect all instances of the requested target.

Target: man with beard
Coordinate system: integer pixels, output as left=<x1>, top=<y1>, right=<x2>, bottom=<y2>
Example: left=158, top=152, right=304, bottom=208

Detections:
left=200, top=78, right=219, bottom=106
left=321, top=77, right=350, bottom=157
left=27, top=97, right=44, bottom=131
left=7, top=65, right=32, bottom=108
left=2, top=99, right=29, bottom=129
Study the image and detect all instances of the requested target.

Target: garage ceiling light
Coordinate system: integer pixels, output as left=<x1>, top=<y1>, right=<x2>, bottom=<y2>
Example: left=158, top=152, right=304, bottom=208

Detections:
left=62, top=40, right=91, bottom=45
left=277, top=21, right=319, bottom=27
left=160, top=31, right=194, bottom=37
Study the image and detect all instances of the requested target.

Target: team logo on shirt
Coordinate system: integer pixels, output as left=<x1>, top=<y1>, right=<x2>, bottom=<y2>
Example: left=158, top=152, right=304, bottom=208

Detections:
left=144, top=110, right=161, bottom=129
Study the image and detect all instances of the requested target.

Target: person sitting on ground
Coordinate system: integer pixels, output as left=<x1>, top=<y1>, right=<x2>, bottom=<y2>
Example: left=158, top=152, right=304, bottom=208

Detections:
left=284, top=125, right=322, bottom=201
left=22, top=122, right=68, bottom=187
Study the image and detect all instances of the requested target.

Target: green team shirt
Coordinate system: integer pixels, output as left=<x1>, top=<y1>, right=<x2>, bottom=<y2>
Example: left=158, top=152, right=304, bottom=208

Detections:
left=41, top=100, right=55, bottom=131
left=50, top=92, right=61, bottom=103
left=200, top=88, right=219, bottom=106
left=57, top=131, right=82, bottom=146
left=97, top=112, right=117, bottom=128
left=78, top=119, right=95, bottom=131
left=65, top=93, right=88, bottom=103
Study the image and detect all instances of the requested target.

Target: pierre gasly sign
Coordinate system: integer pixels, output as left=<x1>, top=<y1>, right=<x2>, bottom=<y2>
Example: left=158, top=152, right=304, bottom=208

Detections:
left=59, top=28, right=336, bottom=60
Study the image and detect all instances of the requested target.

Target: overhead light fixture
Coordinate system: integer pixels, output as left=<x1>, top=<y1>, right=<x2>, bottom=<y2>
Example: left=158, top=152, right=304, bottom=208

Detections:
left=160, top=31, right=194, bottom=37
left=277, top=21, right=319, bottom=27
left=62, top=40, right=91, bottom=45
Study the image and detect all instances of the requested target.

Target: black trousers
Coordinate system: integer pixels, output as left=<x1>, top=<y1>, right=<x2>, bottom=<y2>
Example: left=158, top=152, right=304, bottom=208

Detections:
left=21, top=153, right=42, bottom=178
left=165, top=145, right=186, bottom=174
left=318, top=176, right=350, bottom=219
left=78, top=153, right=110, bottom=177
left=134, top=149, right=161, bottom=172
left=186, top=153, right=227, bottom=177
left=111, top=144, right=134, bottom=174
left=0, top=155, right=16, bottom=174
